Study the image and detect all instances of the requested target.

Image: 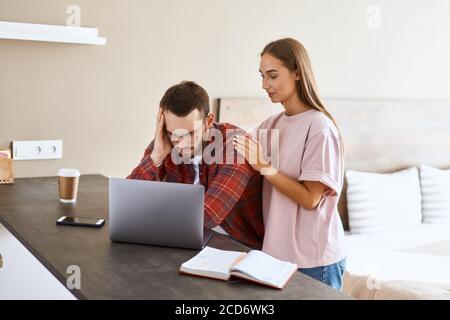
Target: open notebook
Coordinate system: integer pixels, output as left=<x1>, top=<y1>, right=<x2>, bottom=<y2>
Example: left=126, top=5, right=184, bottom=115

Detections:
left=179, top=246, right=298, bottom=289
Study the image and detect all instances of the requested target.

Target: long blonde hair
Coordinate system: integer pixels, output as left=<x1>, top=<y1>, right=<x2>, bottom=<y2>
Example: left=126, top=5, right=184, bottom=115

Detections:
left=261, top=38, right=344, bottom=153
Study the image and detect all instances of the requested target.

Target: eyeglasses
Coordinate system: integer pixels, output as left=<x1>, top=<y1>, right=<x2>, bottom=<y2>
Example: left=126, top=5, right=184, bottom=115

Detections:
left=165, top=117, right=207, bottom=143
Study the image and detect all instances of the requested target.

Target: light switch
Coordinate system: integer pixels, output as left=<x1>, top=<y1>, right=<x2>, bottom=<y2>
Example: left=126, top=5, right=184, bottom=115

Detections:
left=15, top=146, right=29, bottom=158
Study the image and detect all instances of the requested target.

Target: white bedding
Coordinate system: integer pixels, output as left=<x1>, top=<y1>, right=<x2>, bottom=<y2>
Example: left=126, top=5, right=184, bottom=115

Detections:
left=343, top=223, right=450, bottom=298
left=345, top=223, right=450, bottom=251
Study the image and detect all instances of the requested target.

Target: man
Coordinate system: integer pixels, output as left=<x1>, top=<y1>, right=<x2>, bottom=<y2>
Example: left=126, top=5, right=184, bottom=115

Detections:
left=127, top=81, right=264, bottom=249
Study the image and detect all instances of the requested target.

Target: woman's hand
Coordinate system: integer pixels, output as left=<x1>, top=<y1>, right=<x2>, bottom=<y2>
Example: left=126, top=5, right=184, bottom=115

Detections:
left=233, top=134, right=277, bottom=175
left=234, top=135, right=329, bottom=209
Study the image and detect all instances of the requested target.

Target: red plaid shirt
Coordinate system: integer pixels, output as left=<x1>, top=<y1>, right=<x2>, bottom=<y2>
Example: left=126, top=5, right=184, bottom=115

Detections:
left=127, top=122, right=264, bottom=249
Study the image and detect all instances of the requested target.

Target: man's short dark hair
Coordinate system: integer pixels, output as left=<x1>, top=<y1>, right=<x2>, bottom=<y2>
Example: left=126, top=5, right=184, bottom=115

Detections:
left=159, top=81, right=210, bottom=117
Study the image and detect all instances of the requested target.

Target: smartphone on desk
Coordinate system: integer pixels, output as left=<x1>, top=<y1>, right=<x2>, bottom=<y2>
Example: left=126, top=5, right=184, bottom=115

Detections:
left=56, top=216, right=105, bottom=228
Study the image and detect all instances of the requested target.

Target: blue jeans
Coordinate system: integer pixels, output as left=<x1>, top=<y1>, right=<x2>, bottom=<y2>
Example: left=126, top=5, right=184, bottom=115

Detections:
left=298, top=258, right=347, bottom=291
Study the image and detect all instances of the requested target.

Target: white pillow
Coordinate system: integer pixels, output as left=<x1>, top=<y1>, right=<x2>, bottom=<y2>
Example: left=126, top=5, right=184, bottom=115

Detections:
left=420, top=165, right=450, bottom=224
left=346, top=167, right=422, bottom=234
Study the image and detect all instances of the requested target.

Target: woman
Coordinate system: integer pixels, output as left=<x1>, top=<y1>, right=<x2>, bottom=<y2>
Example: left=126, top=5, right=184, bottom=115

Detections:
left=233, top=38, right=347, bottom=291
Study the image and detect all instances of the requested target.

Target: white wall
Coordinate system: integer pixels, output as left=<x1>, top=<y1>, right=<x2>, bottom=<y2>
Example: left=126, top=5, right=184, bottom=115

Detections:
left=1, top=0, right=449, bottom=178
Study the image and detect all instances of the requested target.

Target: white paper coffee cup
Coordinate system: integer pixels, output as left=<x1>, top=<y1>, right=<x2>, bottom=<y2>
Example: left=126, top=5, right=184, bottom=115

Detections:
left=57, top=168, right=80, bottom=203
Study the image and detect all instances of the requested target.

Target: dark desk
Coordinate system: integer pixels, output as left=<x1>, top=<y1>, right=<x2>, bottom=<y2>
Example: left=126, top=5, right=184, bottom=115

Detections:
left=0, top=175, right=350, bottom=300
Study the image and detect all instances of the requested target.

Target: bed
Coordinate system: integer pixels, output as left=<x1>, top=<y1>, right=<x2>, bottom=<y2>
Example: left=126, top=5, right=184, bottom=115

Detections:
left=217, top=97, right=450, bottom=299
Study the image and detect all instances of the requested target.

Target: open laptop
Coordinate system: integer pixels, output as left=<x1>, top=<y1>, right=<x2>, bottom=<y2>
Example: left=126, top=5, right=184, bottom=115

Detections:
left=109, top=178, right=213, bottom=250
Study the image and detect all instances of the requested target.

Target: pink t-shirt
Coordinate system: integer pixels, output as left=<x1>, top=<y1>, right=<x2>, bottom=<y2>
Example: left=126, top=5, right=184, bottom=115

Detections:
left=252, top=109, right=346, bottom=268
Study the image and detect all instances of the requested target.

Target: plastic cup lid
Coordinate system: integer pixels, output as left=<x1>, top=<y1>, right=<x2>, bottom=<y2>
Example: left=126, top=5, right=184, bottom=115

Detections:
left=57, top=168, right=80, bottom=177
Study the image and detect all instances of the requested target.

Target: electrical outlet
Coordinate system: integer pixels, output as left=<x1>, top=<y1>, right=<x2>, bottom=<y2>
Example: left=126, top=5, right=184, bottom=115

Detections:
left=12, top=140, right=63, bottom=160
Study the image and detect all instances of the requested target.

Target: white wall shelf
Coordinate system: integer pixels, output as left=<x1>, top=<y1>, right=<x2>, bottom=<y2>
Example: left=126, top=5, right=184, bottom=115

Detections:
left=0, top=21, right=106, bottom=45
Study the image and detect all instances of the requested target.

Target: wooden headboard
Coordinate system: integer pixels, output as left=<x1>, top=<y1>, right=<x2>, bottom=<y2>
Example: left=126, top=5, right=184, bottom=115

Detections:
left=218, top=97, right=450, bottom=230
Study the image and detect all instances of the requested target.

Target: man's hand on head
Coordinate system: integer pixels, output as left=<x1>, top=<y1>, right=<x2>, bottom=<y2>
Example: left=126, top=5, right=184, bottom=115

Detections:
left=150, top=108, right=172, bottom=166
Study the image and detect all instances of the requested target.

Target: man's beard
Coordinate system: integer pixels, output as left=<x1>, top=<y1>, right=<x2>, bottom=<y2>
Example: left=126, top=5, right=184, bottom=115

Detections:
left=176, top=142, right=203, bottom=159
left=172, top=130, right=206, bottom=163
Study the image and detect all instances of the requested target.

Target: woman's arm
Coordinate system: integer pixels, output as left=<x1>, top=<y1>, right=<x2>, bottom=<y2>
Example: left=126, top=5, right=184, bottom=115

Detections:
left=265, top=172, right=329, bottom=210
left=233, top=135, right=329, bottom=210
